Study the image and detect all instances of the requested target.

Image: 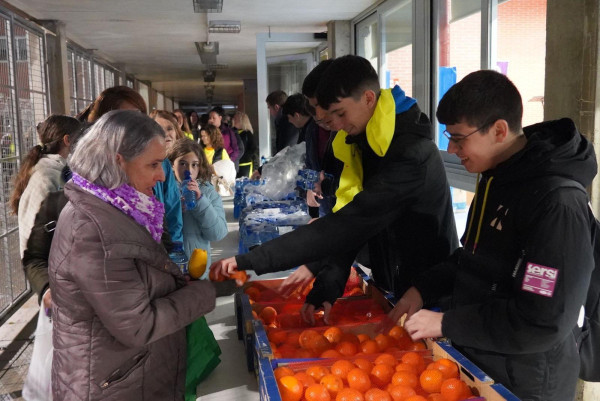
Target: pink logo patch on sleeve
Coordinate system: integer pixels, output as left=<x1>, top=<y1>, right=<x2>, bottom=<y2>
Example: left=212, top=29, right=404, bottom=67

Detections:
left=521, top=263, right=559, bottom=297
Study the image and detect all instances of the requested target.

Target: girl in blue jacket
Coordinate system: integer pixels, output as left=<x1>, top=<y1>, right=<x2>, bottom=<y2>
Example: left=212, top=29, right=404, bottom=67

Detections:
left=168, top=138, right=228, bottom=277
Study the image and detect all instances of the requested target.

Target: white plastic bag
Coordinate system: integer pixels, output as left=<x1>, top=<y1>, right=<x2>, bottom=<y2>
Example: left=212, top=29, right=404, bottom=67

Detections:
left=22, top=303, right=53, bottom=401
left=212, top=159, right=236, bottom=196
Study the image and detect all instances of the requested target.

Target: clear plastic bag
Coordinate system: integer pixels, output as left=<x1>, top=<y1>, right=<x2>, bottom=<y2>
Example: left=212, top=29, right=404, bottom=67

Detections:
left=22, top=303, right=53, bottom=400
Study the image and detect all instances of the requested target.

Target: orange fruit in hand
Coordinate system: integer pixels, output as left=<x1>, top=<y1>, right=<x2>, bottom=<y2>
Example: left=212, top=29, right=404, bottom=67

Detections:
left=391, top=371, right=418, bottom=388
left=244, top=286, right=261, bottom=301
left=295, top=372, right=316, bottom=389
left=320, top=374, right=344, bottom=397
left=335, top=388, right=365, bottom=401
left=370, top=363, right=395, bottom=388
left=260, top=306, right=278, bottom=325
left=419, top=369, right=444, bottom=394
left=305, top=383, right=332, bottom=401
left=335, top=341, right=358, bottom=357
left=364, top=388, right=392, bottom=401
left=347, top=368, right=371, bottom=392
left=208, top=267, right=226, bottom=282
left=331, top=360, right=356, bottom=382
left=435, top=358, right=459, bottom=380
left=324, top=326, right=344, bottom=344
left=353, top=358, right=374, bottom=373
left=387, top=384, right=416, bottom=401
left=306, top=365, right=330, bottom=381
left=440, top=378, right=470, bottom=401
left=359, top=340, right=379, bottom=354
left=278, top=375, right=303, bottom=401
left=274, top=366, right=296, bottom=381
left=374, top=353, right=396, bottom=366
left=230, top=270, right=248, bottom=286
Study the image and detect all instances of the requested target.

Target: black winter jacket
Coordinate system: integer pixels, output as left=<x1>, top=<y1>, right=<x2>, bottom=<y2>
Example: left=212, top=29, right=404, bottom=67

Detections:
left=237, top=104, right=459, bottom=305
left=413, top=118, right=597, bottom=401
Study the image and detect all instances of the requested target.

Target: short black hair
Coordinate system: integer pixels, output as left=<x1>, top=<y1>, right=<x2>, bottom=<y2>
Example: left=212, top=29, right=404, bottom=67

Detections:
left=281, top=93, right=312, bottom=117
left=210, top=106, right=226, bottom=117
left=315, top=55, right=380, bottom=110
left=436, top=70, right=523, bottom=134
left=265, top=90, right=288, bottom=107
left=302, top=59, right=334, bottom=98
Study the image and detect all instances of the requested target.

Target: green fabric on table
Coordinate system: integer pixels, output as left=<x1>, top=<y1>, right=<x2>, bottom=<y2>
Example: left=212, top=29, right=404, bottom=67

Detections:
left=185, top=316, right=222, bottom=401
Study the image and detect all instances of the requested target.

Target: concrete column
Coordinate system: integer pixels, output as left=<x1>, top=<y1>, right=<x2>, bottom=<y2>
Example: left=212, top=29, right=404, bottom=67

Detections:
left=114, top=63, right=127, bottom=86
left=544, top=0, right=600, bottom=211
left=326, top=20, right=351, bottom=58
left=41, top=21, right=70, bottom=115
left=243, top=78, right=258, bottom=152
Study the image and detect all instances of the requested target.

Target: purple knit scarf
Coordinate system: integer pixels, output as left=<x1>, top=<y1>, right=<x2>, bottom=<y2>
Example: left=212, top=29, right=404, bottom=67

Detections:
left=72, top=172, right=164, bottom=242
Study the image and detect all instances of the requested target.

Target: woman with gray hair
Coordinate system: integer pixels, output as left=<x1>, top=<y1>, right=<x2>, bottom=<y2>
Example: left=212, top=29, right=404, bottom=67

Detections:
left=48, top=110, right=216, bottom=400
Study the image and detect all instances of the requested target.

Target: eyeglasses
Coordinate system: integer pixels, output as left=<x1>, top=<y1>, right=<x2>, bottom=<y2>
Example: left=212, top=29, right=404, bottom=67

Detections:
left=443, top=125, right=487, bottom=145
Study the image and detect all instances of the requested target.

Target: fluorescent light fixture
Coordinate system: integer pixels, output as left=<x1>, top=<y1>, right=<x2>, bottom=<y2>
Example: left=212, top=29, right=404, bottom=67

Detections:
left=195, top=41, right=219, bottom=64
left=193, top=0, right=222, bottom=13
left=209, top=20, right=241, bottom=33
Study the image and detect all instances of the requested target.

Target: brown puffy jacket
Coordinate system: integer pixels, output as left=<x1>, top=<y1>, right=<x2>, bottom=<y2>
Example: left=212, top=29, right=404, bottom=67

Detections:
left=49, top=182, right=216, bottom=400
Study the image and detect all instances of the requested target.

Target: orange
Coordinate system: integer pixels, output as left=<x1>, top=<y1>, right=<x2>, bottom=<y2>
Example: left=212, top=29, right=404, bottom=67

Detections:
left=440, top=378, right=469, bottom=401
left=408, top=342, right=426, bottom=351
left=395, top=363, right=418, bottom=375
left=268, top=328, right=288, bottom=345
left=309, top=334, right=333, bottom=355
left=295, top=348, right=316, bottom=358
left=230, top=270, right=248, bottom=286
left=244, top=286, right=261, bottom=301
left=331, top=360, right=356, bottom=382
left=401, top=352, right=426, bottom=374
left=208, top=267, right=226, bottom=282
left=300, top=329, right=320, bottom=349
left=360, top=339, right=379, bottom=354
left=260, top=306, right=278, bottom=325
left=388, top=326, right=408, bottom=341
left=278, top=375, right=303, bottom=401
left=335, top=387, right=365, bottom=401
left=340, top=332, right=361, bottom=344
left=188, top=248, right=207, bottom=278
left=387, top=384, right=417, bottom=401
left=306, top=365, right=331, bottom=381
left=357, top=333, right=371, bottom=343
left=321, top=349, right=344, bottom=359
left=324, top=326, right=344, bottom=344
left=435, top=358, right=459, bottom=380
left=305, top=383, right=332, bottom=401
left=320, top=374, right=344, bottom=397
left=391, top=371, right=418, bottom=388
left=404, top=396, right=428, bottom=401
left=347, top=368, right=371, bottom=393
left=295, top=371, right=316, bottom=389
left=419, top=369, right=444, bottom=394
left=353, top=358, right=374, bottom=373
left=286, top=331, right=301, bottom=347
left=426, top=394, right=446, bottom=401
left=274, top=366, right=296, bottom=381
left=364, top=388, right=392, bottom=401
left=374, top=334, right=392, bottom=352
left=374, top=353, right=397, bottom=366
left=279, top=344, right=298, bottom=358
left=370, top=363, right=395, bottom=388
left=336, top=341, right=358, bottom=357
left=346, top=287, right=364, bottom=296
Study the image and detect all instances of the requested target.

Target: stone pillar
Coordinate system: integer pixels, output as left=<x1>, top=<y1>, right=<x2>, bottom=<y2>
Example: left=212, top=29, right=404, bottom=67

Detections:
left=326, top=20, right=351, bottom=58
left=41, top=21, right=70, bottom=115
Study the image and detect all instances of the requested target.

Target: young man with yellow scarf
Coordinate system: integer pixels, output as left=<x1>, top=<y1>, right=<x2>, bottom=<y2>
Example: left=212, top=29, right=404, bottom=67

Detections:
left=210, top=55, right=458, bottom=319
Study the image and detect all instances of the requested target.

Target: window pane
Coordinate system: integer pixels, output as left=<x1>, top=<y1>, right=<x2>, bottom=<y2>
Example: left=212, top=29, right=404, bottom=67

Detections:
left=436, top=0, right=481, bottom=150
left=383, top=1, right=413, bottom=95
left=451, top=187, right=475, bottom=240
left=497, top=0, right=546, bottom=127
left=356, top=16, right=378, bottom=72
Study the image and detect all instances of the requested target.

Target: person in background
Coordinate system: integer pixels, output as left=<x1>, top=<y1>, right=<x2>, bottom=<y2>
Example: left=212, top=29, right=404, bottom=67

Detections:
left=199, top=113, right=209, bottom=131
left=211, top=55, right=458, bottom=324
left=266, top=90, right=300, bottom=153
left=11, top=115, right=82, bottom=307
left=174, top=109, right=193, bottom=140
left=200, top=124, right=230, bottom=165
left=49, top=110, right=216, bottom=400
left=208, top=106, right=240, bottom=164
left=391, top=70, right=597, bottom=401
left=78, top=85, right=147, bottom=123
left=232, top=111, right=258, bottom=178
left=168, top=138, right=228, bottom=271
left=188, top=110, right=200, bottom=141
left=150, top=110, right=185, bottom=150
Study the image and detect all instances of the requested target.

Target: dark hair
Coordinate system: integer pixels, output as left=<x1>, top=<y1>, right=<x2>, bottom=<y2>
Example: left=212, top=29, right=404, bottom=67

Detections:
left=281, top=93, right=312, bottom=117
left=302, top=59, right=334, bottom=98
left=436, top=70, right=523, bottom=134
left=199, top=113, right=209, bottom=130
left=10, top=115, right=82, bottom=214
left=174, top=109, right=191, bottom=133
left=265, top=90, right=288, bottom=107
left=201, top=124, right=224, bottom=149
left=84, top=86, right=147, bottom=123
left=167, top=138, right=212, bottom=183
left=209, top=106, right=226, bottom=118
left=149, top=109, right=185, bottom=140
left=315, top=55, right=380, bottom=110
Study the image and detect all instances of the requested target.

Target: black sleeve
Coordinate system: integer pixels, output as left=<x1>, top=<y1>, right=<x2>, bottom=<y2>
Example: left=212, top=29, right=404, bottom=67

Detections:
left=305, top=251, right=357, bottom=307
left=411, top=249, right=461, bottom=304
left=22, top=191, right=67, bottom=304
left=236, top=149, right=427, bottom=274
left=247, top=132, right=259, bottom=167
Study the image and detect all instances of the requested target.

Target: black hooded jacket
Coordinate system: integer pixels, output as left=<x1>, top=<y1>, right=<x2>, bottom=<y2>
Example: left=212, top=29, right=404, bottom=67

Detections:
left=236, top=104, right=459, bottom=305
left=413, top=118, right=597, bottom=400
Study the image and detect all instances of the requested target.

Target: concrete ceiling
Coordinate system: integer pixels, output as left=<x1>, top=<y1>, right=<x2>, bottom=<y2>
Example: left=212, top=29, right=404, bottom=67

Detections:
left=8, top=0, right=377, bottom=105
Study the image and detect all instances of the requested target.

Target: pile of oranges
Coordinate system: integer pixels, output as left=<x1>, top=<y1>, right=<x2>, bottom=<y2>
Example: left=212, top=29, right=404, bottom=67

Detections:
left=274, top=351, right=475, bottom=401
left=267, top=325, right=426, bottom=360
